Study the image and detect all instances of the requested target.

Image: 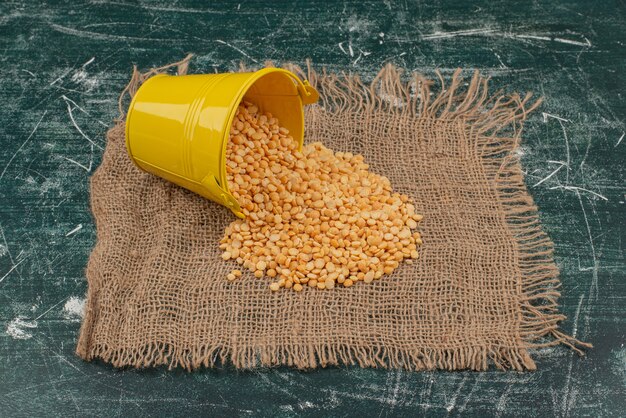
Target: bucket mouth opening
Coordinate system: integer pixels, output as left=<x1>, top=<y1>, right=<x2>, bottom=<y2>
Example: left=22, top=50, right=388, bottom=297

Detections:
left=219, top=68, right=306, bottom=205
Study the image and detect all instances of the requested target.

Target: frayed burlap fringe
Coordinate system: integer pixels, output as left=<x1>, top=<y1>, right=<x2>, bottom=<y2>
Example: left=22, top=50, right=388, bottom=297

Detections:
left=77, top=55, right=590, bottom=371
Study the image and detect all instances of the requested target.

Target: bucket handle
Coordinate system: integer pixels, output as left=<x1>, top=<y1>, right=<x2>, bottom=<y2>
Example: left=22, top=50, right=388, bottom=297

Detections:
left=201, top=174, right=245, bottom=219
left=296, top=78, right=319, bottom=105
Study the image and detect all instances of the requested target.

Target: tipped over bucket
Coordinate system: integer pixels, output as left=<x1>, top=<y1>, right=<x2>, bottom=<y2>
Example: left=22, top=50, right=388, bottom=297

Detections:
left=125, top=68, right=319, bottom=218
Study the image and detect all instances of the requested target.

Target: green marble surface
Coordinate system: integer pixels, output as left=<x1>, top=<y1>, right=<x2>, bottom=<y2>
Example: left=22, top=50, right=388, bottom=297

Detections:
left=0, top=1, right=624, bottom=416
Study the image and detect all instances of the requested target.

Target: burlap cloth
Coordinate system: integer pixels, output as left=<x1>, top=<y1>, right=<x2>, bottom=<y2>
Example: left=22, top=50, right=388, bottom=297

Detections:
left=76, top=57, right=590, bottom=371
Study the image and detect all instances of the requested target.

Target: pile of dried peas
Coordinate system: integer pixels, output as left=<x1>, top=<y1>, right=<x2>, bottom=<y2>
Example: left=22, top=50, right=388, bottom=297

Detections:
left=220, top=101, right=422, bottom=292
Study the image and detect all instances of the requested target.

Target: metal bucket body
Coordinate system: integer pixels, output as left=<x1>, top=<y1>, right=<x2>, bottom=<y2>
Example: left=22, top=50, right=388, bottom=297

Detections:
left=125, top=68, right=319, bottom=218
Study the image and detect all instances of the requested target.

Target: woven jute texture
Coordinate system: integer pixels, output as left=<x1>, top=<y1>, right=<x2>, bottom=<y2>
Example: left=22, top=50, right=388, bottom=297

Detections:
left=76, top=57, right=590, bottom=371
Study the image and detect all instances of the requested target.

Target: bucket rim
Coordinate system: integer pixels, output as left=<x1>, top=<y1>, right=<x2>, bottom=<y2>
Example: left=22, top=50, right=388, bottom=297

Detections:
left=217, top=67, right=314, bottom=215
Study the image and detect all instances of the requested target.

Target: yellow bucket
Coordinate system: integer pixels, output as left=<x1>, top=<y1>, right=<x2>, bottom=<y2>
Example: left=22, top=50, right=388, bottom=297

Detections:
left=125, top=68, right=319, bottom=218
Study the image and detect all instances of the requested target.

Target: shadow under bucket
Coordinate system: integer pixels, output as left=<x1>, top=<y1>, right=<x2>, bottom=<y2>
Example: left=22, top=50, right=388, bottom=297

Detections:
left=125, top=68, right=319, bottom=218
